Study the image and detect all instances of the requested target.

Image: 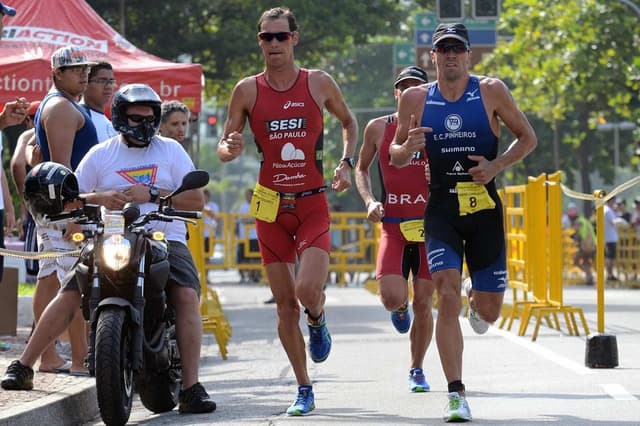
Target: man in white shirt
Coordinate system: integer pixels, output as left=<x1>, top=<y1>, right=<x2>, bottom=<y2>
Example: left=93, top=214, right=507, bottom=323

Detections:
left=82, top=61, right=118, bottom=142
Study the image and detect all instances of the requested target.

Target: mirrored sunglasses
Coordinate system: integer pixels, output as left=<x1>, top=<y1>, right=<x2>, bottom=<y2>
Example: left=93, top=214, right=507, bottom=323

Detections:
left=258, top=32, right=293, bottom=42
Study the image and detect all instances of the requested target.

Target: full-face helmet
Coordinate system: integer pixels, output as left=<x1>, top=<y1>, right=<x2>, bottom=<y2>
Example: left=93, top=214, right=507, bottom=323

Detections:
left=111, top=83, right=162, bottom=147
left=24, top=162, right=79, bottom=224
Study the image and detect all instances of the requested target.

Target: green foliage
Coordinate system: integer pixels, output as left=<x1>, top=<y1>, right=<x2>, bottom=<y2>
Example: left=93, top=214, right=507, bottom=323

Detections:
left=480, top=0, right=640, bottom=194
left=87, top=0, right=405, bottom=102
left=86, top=0, right=407, bottom=210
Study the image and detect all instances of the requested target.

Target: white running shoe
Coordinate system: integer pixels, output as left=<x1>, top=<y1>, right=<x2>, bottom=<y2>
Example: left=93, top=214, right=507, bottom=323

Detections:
left=463, top=278, right=490, bottom=335
left=443, top=391, right=472, bottom=422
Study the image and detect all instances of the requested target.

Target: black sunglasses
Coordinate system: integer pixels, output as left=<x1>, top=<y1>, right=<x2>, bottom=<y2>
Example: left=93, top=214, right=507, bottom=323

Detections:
left=434, top=43, right=469, bottom=54
left=127, top=114, right=156, bottom=124
left=258, top=31, right=293, bottom=42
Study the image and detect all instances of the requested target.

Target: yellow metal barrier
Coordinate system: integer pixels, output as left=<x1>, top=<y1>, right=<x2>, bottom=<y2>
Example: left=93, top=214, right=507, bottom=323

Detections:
left=614, top=224, right=640, bottom=287
left=187, top=220, right=232, bottom=360
left=500, top=181, right=538, bottom=331
left=502, top=173, right=589, bottom=340
left=201, top=212, right=378, bottom=287
left=329, top=212, right=379, bottom=287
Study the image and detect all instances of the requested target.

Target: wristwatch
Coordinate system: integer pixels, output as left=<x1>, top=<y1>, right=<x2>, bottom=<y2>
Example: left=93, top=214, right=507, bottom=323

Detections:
left=149, top=186, right=159, bottom=203
left=340, top=157, right=355, bottom=169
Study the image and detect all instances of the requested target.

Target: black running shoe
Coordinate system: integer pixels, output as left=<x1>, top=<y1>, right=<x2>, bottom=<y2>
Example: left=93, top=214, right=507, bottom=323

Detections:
left=178, top=382, right=216, bottom=414
left=1, top=360, right=34, bottom=390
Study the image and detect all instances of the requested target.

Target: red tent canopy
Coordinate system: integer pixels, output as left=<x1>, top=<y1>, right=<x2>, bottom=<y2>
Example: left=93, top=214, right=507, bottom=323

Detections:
left=0, top=0, right=203, bottom=112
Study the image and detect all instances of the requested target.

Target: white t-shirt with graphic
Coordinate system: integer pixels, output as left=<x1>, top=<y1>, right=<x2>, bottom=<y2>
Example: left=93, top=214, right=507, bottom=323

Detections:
left=86, top=108, right=118, bottom=143
left=75, top=135, right=196, bottom=244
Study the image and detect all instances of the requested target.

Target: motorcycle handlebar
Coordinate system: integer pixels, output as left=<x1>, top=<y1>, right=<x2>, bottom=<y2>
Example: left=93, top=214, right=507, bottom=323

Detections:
left=46, top=208, right=85, bottom=222
left=161, top=207, right=202, bottom=219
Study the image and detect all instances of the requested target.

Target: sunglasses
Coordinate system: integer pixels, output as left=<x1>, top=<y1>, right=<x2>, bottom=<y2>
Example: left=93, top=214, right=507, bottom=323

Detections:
left=258, top=31, right=293, bottom=42
left=127, top=114, right=156, bottom=124
left=434, top=43, right=469, bottom=54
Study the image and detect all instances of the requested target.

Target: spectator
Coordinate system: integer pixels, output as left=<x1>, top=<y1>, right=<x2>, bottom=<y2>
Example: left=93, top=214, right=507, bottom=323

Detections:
left=604, top=197, right=623, bottom=281
left=616, top=198, right=631, bottom=224
left=81, top=61, right=117, bottom=142
left=10, top=101, right=40, bottom=277
left=31, top=45, right=100, bottom=375
left=0, top=1, right=16, bottom=43
left=236, top=188, right=260, bottom=283
left=631, top=197, right=640, bottom=232
left=159, top=100, right=190, bottom=148
left=203, top=188, right=220, bottom=255
left=562, top=202, right=579, bottom=229
left=567, top=204, right=596, bottom=285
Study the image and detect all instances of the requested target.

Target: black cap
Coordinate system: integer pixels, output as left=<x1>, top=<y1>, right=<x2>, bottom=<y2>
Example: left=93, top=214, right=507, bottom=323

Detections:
left=394, top=66, right=428, bottom=88
left=432, top=23, right=470, bottom=49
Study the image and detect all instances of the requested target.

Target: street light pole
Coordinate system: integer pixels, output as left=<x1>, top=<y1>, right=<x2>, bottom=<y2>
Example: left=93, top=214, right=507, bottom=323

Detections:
left=596, top=121, right=637, bottom=187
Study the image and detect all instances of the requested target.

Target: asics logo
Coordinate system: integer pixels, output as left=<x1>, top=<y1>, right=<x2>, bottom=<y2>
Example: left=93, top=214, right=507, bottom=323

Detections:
left=283, top=100, right=305, bottom=109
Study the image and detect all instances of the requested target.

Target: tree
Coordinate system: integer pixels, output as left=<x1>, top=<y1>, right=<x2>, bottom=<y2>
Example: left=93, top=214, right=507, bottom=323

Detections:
left=480, top=0, right=640, bottom=196
left=86, top=0, right=405, bottom=101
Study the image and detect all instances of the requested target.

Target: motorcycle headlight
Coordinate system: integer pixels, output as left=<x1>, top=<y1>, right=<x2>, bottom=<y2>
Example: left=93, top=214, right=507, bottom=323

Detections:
left=102, top=235, right=131, bottom=271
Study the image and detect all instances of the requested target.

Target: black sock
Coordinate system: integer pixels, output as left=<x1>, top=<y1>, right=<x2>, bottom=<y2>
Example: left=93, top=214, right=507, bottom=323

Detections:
left=448, top=380, right=465, bottom=393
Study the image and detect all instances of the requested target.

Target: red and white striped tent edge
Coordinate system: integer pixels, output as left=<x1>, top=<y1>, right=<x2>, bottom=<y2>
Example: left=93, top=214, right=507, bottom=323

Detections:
left=0, top=0, right=203, bottom=113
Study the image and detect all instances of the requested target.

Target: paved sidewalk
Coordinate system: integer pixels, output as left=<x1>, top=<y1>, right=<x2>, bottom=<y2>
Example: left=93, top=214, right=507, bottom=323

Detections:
left=0, top=326, right=97, bottom=426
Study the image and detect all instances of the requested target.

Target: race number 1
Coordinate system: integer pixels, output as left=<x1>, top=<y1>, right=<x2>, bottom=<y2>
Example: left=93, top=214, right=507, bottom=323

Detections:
left=250, top=183, right=279, bottom=223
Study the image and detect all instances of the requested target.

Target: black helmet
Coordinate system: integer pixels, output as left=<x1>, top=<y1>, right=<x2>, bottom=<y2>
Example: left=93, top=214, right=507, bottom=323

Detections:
left=24, top=162, right=79, bottom=224
left=111, top=83, right=162, bottom=147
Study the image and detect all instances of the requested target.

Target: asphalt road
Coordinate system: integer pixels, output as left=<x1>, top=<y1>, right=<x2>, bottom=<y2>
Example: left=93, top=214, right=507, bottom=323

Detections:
left=84, top=276, right=640, bottom=425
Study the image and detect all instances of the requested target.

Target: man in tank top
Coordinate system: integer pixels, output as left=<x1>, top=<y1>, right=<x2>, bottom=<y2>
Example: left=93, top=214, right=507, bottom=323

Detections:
left=355, top=66, right=436, bottom=394
left=390, top=23, right=537, bottom=422
left=31, top=45, right=100, bottom=376
left=217, top=6, right=358, bottom=416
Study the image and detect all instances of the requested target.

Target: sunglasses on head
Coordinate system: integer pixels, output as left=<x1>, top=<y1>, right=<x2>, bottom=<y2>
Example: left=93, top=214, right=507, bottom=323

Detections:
left=127, top=114, right=156, bottom=124
left=258, top=31, right=293, bottom=42
left=434, top=43, right=469, bottom=54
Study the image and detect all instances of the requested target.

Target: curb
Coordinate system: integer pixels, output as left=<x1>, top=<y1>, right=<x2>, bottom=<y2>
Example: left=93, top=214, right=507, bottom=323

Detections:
left=0, top=379, right=98, bottom=426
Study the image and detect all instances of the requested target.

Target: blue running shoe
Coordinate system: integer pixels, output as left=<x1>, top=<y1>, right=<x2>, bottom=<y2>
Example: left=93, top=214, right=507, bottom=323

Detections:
left=408, top=368, right=430, bottom=392
left=308, top=313, right=332, bottom=363
left=286, top=385, right=315, bottom=416
left=391, top=305, right=411, bottom=333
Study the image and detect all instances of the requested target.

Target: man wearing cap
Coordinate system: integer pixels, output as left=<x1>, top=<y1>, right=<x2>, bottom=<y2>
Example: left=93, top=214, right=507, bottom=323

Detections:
left=390, top=22, right=537, bottom=421
left=355, top=65, right=435, bottom=394
left=0, top=1, right=16, bottom=41
left=30, top=45, right=100, bottom=375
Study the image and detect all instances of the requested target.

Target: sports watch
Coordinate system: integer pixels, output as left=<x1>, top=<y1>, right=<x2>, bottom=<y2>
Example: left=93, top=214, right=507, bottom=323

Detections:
left=149, top=186, right=159, bottom=203
left=340, top=157, right=355, bottom=168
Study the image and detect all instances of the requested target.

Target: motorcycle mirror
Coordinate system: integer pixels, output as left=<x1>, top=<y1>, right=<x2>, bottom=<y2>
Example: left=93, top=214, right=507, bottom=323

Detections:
left=122, top=203, right=141, bottom=226
left=166, top=170, right=210, bottom=199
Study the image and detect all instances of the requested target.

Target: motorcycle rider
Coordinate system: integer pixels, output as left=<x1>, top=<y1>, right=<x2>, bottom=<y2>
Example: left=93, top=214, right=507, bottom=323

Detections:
left=1, top=84, right=216, bottom=415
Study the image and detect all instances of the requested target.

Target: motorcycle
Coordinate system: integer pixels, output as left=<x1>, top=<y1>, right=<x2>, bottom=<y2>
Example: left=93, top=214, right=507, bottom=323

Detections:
left=48, top=170, right=209, bottom=426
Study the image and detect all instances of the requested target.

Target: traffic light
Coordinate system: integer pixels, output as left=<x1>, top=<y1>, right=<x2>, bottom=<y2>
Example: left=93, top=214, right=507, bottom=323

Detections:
left=437, top=0, right=463, bottom=20
left=473, top=0, right=500, bottom=19
left=205, top=113, right=219, bottom=138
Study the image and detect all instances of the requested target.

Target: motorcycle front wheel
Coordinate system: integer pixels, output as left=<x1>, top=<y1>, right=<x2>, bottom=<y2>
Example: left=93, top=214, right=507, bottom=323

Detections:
left=95, top=307, right=134, bottom=426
